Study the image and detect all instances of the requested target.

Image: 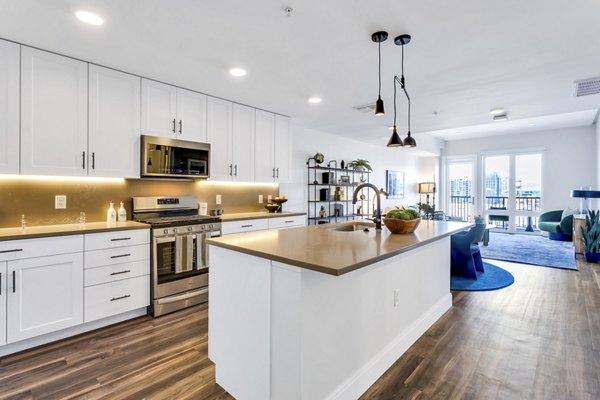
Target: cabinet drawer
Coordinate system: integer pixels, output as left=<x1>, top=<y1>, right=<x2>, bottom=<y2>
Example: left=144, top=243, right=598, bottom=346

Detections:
left=0, top=235, right=83, bottom=262
left=84, top=229, right=150, bottom=251
left=84, top=275, right=150, bottom=323
left=85, top=260, right=150, bottom=287
left=268, top=215, right=306, bottom=230
left=85, top=244, right=150, bottom=269
left=222, top=219, right=269, bottom=235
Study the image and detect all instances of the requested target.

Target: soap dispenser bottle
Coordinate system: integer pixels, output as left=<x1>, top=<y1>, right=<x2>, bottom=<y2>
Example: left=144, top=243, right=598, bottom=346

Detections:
left=107, top=202, right=117, bottom=223
left=118, top=201, right=127, bottom=222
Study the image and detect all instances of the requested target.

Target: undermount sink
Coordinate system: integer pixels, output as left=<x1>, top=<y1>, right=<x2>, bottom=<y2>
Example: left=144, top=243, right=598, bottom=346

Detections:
left=323, top=221, right=375, bottom=232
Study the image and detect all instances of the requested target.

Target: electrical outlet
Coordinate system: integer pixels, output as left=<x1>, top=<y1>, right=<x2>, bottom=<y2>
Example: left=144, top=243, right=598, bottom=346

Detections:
left=55, top=195, right=67, bottom=209
left=258, top=195, right=264, bottom=204
left=216, top=194, right=222, bottom=205
left=267, top=195, right=272, bottom=203
left=393, top=289, right=400, bottom=307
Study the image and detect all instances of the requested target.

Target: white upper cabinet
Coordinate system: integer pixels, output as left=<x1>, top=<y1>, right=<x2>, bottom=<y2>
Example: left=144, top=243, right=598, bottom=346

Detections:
left=231, top=104, right=255, bottom=181
left=274, top=115, right=292, bottom=183
left=89, top=65, right=141, bottom=178
left=0, top=40, right=19, bottom=175
left=176, top=88, right=207, bottom=142
left=254, top=113, right=292, bottom=183
left=141, top=78, right=177, bottom=137
left=20, top=47, right=88, bottom=176
left=254, top=110, right=276, bottom=182
left=207, top=96, right=233, bottom=180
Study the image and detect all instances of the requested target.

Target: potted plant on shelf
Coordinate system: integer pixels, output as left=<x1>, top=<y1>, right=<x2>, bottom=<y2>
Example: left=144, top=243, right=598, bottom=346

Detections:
left=346, top=159, right=373, bottom=172
left=581, top=210, right=600, bottom=263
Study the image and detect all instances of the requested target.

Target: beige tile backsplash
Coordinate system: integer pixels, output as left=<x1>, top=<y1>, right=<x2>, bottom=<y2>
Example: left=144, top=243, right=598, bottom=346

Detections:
left=0, top=179, right=279, bottom=228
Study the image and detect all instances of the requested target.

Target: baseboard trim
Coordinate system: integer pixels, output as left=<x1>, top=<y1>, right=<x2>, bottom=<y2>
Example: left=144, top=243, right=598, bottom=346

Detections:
left=0, top=308, right=147, bottom=357
left=327, top=294, right=452, bottom=400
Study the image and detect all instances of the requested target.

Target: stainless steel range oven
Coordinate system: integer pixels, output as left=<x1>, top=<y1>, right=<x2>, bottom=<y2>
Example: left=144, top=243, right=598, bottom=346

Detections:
left=132, top=196, right=221, bottom=317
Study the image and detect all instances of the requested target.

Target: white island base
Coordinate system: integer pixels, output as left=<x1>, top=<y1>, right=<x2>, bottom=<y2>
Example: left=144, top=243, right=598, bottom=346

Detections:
left=209, top=237, right=452, bottom=400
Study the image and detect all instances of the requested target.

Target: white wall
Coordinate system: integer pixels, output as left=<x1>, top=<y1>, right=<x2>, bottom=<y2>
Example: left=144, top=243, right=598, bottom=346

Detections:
left=280, top=126, right=438, bottom=216
left=442, top=125, right=596, bottom=212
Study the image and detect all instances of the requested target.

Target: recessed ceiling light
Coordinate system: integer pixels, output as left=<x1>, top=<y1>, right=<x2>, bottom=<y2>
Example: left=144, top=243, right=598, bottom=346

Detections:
left=308, top=97, right=322, bottom=104
left=229, top=68, right=247, bottom=77
left=528, top=122, right=536, bottom=126
left=493, top=114, right=509, bottom=122
left=75, top=10, right=104, bottom=26
left=490, top=108, right=505, bottom=115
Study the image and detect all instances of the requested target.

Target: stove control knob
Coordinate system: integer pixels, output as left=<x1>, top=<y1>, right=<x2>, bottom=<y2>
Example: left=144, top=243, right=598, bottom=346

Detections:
left=163, top=228, right=169, bottom=235
left=188, top=226, right=193, bottom=232
left=173, top=228, right=179, bottom=234
left=208, top=224, right=213, bottom=230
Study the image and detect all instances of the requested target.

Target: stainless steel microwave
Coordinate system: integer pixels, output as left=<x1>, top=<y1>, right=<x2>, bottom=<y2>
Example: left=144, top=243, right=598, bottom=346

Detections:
left=141, top=135, right=210, bottom=179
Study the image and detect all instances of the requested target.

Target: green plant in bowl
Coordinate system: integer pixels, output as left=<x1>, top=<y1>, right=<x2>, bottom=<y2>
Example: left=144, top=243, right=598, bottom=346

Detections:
left=385, top=207, right=420, bottom=220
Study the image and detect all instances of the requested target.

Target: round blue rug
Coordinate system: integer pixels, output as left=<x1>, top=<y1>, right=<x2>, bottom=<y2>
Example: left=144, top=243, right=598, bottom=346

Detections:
left=451, top=261, right=515, bottom=291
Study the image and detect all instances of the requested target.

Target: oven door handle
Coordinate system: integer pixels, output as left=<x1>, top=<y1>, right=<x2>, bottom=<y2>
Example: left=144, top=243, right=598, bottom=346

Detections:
left=155, top=236, right=176, bottom=244
left=156, top=288, right=208, bottom=305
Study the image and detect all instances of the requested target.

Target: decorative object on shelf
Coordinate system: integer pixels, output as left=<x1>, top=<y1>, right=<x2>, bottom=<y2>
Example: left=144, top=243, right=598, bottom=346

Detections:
left=330, top=203, right=344, bottom=217
left=314, top=152, right=325, bottom=164
left=319, top=188, right=330, bottom=201
left=383, top=207, right=421, bottom=234
left=581, top=209, right=600, bottom=263
left=570, top=187, right=600, bottom=215
left=322, top=172, right=335, bottom=184
left=370, top=31, right=416, bottom=148
left=371, top=31, right=388, bottom=116
left=418, top=181, right=436, bottom=217
left=385, top=170, right=405, bottom=199
left=347, top=159, right=373, bottom=172
left=334, top=186, right=343, bottom=201
left=319, top=205, right=327, bottom=218
left=340, top=160, right=345, bottom=169
left=340, top=175, right=351, bottom=185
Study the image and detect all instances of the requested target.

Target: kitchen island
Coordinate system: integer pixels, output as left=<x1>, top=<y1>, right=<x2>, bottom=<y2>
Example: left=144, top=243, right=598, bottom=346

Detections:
left=207, top=220, right=471, bottom=400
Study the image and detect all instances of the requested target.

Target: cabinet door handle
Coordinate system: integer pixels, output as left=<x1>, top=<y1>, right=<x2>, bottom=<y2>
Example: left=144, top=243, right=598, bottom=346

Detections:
left=234, top=164, right=238, bottom=176
left=110, top=237, right=131, bottom=242
left=12, top=270, right=15, bottom=293
left=241, top=224, right=253, bottom=228
left=229, top=164, right=233, bottom=176
left=0, top=272, right=2, bottom=295
left=82, top=151, right=86, bottom=169
left=110, top=270, right=131, bottom=276
left=110, top=253, right=131, bottom=259
left=179, top=120, right=182, bottom=134
left=172, top=118, right=176, bottom=133
left=285, top=220, right=295, bottom=223
left=276, top=168, right=279, bottom=178
left=0, top=249, right=23, bottom=254
left=92, top=152, right=95, bottom=170
left=272, top=168, right=276, bottom=178
left=110, top=294, right=131, bottom=302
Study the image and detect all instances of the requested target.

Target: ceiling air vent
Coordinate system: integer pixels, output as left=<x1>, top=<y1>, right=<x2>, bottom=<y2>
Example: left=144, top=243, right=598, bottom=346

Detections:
left=353, top=103, right=376, bottom=113
left=573, top=77, right=600, bottom=97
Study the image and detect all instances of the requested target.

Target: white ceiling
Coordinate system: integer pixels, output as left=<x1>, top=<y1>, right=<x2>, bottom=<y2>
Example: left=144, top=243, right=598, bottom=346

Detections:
left=0, top=0, right=599, bottom=145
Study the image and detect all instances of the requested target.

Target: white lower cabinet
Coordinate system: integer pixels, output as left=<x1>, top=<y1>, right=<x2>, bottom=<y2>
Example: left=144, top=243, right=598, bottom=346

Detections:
left=0, top=262, right=6, bottom=346
left=84, top=275, right=150, bottom=323
left=7, top=252, right=83, bottom=343
left=222, top=215, right=306, bottom=235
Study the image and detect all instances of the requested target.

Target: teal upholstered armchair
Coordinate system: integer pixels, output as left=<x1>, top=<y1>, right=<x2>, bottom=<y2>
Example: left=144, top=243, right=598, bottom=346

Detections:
left=539, top=210, right=573, bottom=241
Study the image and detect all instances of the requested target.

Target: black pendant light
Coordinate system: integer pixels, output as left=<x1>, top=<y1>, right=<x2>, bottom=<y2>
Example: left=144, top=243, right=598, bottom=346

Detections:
left=387, top=72, right=403, bottom=147
left=372, top=31, right=388, bottom=116
left=391, top=34, right=416, bottom=148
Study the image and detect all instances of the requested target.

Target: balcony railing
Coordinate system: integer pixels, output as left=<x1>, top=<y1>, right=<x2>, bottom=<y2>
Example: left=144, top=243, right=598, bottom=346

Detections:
left=449, top=195, right=541, bottom=230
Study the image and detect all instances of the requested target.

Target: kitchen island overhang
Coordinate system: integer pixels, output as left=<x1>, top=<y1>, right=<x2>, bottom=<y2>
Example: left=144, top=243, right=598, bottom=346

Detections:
left=207, top=220, right=472, bottom=400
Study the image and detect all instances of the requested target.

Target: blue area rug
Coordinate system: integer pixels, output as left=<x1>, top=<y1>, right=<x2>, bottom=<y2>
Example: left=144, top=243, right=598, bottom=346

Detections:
left=451, top=262, right=515, bottom=291
left=480, top=232, right=577, bottom=270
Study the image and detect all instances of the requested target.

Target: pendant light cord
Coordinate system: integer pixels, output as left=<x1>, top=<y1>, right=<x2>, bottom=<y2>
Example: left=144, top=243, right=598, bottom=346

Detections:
left=394, top=44, right=411, bottom=133
left=393, top=75, right=397, bottom=127
left=378, top=42, right=382, bottom=96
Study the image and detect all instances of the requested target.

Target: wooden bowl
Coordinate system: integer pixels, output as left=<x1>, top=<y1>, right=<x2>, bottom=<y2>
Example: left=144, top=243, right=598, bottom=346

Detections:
left=382, top=217, right=421, bottom=234
left=264, top=204, right=280, bottom=213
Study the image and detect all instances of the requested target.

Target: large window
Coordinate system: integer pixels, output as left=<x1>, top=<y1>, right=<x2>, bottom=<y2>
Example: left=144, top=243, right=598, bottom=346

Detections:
left=483, top=152, right=542, bottom=232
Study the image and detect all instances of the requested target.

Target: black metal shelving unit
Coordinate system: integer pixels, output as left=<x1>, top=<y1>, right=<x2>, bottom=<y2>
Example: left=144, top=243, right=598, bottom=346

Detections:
left=306, top=157, right=373, bottom=225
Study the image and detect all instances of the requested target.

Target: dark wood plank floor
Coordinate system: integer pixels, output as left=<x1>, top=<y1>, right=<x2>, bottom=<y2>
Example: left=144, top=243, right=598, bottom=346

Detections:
left=0, top=258, right=598, bottom=399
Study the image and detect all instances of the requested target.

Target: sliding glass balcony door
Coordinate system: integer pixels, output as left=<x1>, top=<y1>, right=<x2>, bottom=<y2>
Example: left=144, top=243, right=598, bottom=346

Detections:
left=446, top=159, right=475, bottom=222
left=484, top=153, right=542, bottom=233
